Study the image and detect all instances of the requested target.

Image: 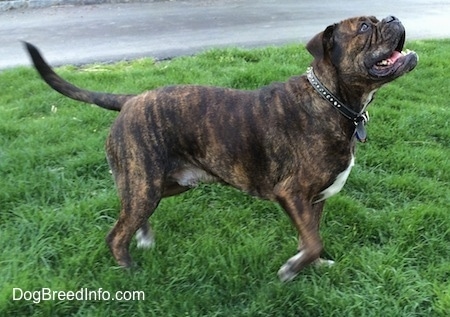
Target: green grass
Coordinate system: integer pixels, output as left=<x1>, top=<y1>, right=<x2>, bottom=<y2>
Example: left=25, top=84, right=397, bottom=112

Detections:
left=1, top=40, right=449, bottom=316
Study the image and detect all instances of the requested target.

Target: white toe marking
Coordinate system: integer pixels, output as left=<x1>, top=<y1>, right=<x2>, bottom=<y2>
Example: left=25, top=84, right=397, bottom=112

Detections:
left=313, top=258, right=335, bottom=267
left=278, top=251, right=305, bottom=282
left=278, top=253, right=335, bottom=282
left=136, top=228, right=154, bottom=249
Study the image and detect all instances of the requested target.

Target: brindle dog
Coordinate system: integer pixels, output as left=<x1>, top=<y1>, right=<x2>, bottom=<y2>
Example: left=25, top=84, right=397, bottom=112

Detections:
left=25, top=15, right=417, bottom=282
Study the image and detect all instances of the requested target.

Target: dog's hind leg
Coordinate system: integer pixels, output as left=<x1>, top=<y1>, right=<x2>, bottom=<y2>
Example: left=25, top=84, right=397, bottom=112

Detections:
left=136, top=222, right=155, bottom=249
left=276, top=192, right=323, bottom=282
left=106, top=174, right=162, bottom=268
left=134, top=182, right=189, bottom=250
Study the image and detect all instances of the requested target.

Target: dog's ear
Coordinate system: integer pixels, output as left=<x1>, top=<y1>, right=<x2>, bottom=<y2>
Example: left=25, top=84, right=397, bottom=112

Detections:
left=306, top=24, right=336, bottom=60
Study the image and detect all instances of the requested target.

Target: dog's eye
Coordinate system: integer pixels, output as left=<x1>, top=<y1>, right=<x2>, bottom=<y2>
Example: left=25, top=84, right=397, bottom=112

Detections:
left=359, top=23, right=370, bottom=33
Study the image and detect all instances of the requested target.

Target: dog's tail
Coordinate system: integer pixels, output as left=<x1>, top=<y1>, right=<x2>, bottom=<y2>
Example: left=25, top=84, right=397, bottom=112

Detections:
left=23, top=42, right=134, bottom=111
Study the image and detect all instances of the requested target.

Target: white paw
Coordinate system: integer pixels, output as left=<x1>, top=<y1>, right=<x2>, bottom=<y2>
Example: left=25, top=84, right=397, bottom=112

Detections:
left=136, top=229, right=155, bottom=249
left=313, top=258, right=335, bottom=267
left=277, top=251, right=304, bottom=282
left=278, top=263, right=298, bottom=282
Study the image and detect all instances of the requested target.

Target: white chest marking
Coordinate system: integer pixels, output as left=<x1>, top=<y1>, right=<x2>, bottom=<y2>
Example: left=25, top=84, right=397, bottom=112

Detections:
left=315, top=155, right=355, bottom=203
left=362, top=89, right=378, bottom=113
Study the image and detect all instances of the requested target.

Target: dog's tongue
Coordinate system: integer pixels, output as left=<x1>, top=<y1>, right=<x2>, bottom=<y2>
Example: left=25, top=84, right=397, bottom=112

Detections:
left=387, top=51, right=403, bottom=64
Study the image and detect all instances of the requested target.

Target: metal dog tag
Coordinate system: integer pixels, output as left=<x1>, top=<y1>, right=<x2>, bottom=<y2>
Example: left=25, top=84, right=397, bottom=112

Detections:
left=355, top=121, right=367, bottom=142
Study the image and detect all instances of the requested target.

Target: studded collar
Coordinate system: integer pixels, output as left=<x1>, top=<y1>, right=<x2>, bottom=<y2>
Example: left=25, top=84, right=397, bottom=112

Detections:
left=306, top=67, right=369, bottom=142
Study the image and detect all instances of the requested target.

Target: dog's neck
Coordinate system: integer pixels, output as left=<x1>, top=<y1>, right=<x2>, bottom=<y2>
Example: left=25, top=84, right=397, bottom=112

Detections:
left=306, top=67, right=370, bottom=142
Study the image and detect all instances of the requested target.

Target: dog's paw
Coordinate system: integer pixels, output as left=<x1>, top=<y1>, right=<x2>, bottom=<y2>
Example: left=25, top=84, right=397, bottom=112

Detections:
left=278, top=253, right=334, bottom=282
left=278, top=263, right=298, bottom=283
left=136, top=229, right=155, bottom=249
left=277, top=251, right=304, bottom=282
left=313, top=258, right=335, bottom=267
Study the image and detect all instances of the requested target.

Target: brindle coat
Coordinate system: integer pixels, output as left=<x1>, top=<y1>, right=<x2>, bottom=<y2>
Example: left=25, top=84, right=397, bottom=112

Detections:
left=25, top=15, right=417, bottom=282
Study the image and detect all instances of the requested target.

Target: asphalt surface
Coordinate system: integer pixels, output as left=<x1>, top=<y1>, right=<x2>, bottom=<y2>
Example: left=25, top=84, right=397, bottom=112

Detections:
left=1, top=0, right=450, bottom=70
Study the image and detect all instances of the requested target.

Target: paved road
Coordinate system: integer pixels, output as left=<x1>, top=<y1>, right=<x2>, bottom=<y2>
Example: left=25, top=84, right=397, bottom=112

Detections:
left=1, top=0, right=449, bottom=70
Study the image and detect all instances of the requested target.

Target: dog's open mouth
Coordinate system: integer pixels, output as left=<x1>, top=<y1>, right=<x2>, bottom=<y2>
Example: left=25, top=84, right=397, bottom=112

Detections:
left=368, top=34, right=418, bottom=78
left=375, top=49, right=413, bottom=68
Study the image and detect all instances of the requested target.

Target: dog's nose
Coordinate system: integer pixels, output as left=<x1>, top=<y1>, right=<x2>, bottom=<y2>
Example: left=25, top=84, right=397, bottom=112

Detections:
left=384, top=15, right=399, bottom=23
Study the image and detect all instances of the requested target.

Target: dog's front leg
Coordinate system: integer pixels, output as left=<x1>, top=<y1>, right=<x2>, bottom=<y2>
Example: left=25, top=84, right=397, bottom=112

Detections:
left=276, top=193, right=323, bottom=282
left=296, top=201, right=335, bottom=268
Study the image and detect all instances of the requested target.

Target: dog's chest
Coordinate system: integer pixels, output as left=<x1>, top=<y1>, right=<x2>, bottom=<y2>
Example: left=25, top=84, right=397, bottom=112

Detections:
left=314, top=155, right=355, bottom=203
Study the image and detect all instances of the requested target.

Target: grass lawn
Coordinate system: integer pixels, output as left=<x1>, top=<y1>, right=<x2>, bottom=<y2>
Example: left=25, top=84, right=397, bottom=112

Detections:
left=0, top=39, right=449, bottom=316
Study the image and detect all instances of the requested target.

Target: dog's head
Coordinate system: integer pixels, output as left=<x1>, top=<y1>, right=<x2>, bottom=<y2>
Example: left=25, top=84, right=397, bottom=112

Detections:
left=307, top=16, right=418, bottom=87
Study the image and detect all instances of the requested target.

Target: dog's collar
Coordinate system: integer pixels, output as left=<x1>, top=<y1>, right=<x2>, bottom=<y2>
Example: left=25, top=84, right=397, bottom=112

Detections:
left=306, top=67, right=369, bottom=142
